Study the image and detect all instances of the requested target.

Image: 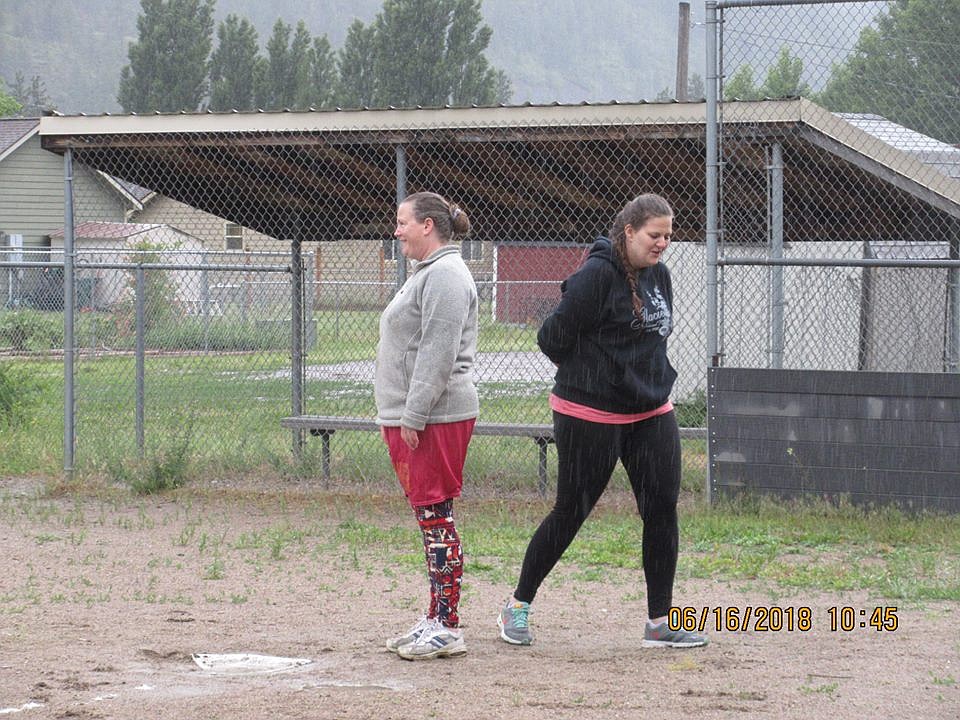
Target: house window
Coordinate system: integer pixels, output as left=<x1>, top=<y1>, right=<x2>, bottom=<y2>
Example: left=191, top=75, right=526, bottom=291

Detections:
left=225, top=223, right=244, bottom=250
left=461, top=238, right=483, bottom=261
left=382, top=237, right=397, bottom=261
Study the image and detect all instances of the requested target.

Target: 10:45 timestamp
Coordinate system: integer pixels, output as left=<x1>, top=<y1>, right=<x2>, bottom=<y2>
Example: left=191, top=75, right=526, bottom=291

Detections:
left=829, top=606, right=898, bottom=632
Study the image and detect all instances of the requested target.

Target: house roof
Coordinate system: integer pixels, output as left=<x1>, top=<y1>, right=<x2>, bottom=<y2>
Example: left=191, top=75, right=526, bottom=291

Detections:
left=110, top=175, right=154, bottom=202
left=1, top=117, right=156, bottom=213
left=98, top=173, right=155, bottom=209
left=36, top=99, right=960, bottom=242
left=49, top=221, right=166, bottom=240
left=0, top=117, right=40, bottom=162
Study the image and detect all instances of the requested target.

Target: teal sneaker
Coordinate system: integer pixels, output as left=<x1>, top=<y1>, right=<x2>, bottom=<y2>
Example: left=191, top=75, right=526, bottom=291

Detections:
left=498, top=599, right=533, bottom=645
left=643, top=620, right=708, bottom=648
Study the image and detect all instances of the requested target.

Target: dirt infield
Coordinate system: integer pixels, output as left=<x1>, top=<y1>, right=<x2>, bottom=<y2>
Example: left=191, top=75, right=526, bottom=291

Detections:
left=1, top=478, right=957, bottom=719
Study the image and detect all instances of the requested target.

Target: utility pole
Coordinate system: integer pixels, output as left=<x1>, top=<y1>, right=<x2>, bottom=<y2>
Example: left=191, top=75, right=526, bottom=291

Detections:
left=675, top=1, right=691, bottom=101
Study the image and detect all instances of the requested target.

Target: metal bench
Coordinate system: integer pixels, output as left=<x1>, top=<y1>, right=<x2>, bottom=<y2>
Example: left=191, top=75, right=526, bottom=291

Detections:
left=281, top=415, right=555, bottom=494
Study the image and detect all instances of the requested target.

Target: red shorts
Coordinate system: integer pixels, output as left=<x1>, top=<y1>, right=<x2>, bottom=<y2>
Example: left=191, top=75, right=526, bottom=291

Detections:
left=383, top=419, right=476, bottom=507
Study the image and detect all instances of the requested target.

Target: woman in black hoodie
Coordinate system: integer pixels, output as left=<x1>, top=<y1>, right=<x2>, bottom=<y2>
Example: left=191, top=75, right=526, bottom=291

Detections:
left=497, top=193, right=707, bottom=649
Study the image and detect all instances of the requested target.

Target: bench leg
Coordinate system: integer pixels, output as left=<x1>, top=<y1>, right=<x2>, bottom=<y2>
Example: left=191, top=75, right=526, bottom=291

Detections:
left=307, top=428, right=335, bottom=482
left=293, top=428, right=304, bottom=461
left=321, top=432, right=331, bottom=482
left=535, top=438, right=549, bottom=497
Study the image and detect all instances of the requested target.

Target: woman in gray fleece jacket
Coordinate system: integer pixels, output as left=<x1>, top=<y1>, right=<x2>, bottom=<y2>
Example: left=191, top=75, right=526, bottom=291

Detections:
left=375, top=191, right=479, bottom=661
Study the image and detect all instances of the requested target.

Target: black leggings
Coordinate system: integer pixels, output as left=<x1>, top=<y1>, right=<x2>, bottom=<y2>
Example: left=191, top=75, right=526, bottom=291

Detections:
left=513, top=410, right=681, bottom=618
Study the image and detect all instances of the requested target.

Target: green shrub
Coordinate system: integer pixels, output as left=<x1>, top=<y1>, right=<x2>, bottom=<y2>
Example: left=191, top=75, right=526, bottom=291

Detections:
left=110, top=417, right=196, bottom=494
left=674, top=389, right=707, bottom=427
left=146, top=317, right=290, bottom=351
left=0, top=361, right=45, bottom=426
left=0, top=310, right=60, bottom=351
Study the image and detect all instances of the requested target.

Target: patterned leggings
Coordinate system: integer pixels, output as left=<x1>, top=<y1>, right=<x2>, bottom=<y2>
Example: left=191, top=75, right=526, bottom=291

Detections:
left=414, top=499, right=463, bottom=628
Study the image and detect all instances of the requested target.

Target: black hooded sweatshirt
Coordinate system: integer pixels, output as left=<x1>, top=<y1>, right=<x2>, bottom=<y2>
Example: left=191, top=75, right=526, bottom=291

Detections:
left=537, top=236, right=677, bottom=414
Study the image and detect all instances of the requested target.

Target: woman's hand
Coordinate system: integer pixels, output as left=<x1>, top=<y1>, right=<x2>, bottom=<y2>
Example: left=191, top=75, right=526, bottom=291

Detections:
left=401, top=425, right=420, bottom=450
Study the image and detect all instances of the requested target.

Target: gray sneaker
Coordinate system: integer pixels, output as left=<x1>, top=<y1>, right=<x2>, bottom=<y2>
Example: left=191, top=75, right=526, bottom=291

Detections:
left=498, top=599, right=533, bottom=645
left=397, top=619, right=467, bottom=660
left=642, top=620, right=708, bottom=648
left=385, top=615, right=432, bottom=653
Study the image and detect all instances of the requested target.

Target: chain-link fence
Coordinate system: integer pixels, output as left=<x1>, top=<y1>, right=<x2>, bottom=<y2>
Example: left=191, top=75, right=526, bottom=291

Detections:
left=1, top=243, right=297, bottom=478
left=3, top=106, right=715, bottom=490
left=4, top=0, right=957, bottom=495
left=712, top=0, right=960, bottom=372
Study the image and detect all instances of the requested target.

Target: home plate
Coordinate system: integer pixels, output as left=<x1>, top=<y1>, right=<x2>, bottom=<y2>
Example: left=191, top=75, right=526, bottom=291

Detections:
left=191, top=653, right=313, bottom=676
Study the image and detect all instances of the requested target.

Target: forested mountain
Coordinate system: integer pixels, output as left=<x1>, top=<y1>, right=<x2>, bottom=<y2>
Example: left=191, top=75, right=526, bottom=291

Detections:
left=0, top=0, right=877, bottom=115
left=0, top=0, right=701, bottom=113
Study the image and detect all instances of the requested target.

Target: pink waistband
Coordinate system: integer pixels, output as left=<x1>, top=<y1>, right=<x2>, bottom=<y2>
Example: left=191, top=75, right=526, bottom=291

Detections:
left=549, top=394, right=673, bottom=424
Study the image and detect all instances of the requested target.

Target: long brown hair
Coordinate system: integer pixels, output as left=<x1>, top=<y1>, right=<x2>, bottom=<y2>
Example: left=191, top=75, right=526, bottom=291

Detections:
left=609, top=193, right=673, bottom=321
left=403, top=191, right=470, bottom=241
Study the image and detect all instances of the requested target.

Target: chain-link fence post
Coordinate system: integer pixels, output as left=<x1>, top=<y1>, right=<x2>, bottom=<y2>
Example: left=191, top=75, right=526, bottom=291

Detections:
left=769, top=142, right=785, bottom=369
left=63, top=148, right=76, bottom=479
left=950, top=219, right=960, bottom=372
left=135, top=264, right=146, bottom=454
left=291, top=235, right=305, bottom=459
left=705, top=0, right=721, bottom=503
left=395, top=144, right=408, bottom=288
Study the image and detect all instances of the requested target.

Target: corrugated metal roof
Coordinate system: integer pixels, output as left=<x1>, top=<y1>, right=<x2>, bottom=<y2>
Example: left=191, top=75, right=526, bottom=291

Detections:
left=40, top=99, right=716, bottom=135
left=837, top=113, right=960, bottom=179
left=33, top=99, right=960, bottom=237
left=48, top=98, right=671, bottom=118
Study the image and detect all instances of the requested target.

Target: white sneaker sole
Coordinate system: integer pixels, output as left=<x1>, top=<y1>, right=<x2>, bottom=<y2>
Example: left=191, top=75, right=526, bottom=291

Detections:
left=398, top=639, right=467, bottom=660
left=643, top=638, right=708, bottom=648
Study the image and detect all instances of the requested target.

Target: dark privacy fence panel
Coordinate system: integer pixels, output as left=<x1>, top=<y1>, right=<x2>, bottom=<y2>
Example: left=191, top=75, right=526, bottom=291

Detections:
left=708, top=367, right=960, bottom=512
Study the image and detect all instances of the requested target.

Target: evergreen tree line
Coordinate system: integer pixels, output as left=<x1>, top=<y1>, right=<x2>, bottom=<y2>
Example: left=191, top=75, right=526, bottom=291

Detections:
left=1, top=0, right=955, bottom=146
left=0, top=71, right=55, bottom=117
left=116, top=0, right=512, bottom=114
left=720, top=0, right=959, bottom=144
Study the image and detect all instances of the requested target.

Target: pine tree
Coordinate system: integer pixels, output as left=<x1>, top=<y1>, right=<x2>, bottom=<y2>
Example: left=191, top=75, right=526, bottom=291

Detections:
left=336, top=19, right=378, bottom=108
left=209, top=14, right=262, bottom=111
left=117, top=0, right=215, bottom=113
left=8, top=71, right=54, bottom=116
left=356, top=0, right=509, bottom=109
left=446, top=0, right=511, bottom=105
left=306, top=35, right=338, bottom=109
left=723, top=65, right=760, bottom=101
left=760, top=46, right=811, bottom=99
left=290, top=21, right=314, bottom=110
left=258, top=19, right=297, bottom=110
left=372, top=0, right=450, bottom=107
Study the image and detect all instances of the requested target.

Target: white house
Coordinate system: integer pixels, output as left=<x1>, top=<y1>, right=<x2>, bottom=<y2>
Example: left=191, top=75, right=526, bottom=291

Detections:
left=48, top=221, right=205, bottom=310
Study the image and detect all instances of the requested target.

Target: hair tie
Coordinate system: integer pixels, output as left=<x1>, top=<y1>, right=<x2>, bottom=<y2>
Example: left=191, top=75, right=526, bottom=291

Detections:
left=450, top=207, right=462, bottom=221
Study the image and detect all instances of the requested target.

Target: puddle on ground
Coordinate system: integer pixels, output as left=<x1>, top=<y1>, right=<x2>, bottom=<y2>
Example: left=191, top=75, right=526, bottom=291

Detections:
left=191, top=653, right=313, bottom=676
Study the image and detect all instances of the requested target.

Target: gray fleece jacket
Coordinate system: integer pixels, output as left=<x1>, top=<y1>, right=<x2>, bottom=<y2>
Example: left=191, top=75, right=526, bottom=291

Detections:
left=374, top=245, right=479, bottom=430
